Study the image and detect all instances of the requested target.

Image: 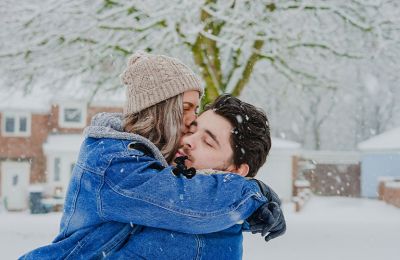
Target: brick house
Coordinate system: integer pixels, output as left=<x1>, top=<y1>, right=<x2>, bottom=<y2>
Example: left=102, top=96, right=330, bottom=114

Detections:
left=0, top=89, right=123, bottom=210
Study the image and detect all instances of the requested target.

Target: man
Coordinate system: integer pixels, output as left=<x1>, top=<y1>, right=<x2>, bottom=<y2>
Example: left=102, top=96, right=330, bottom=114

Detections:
left=178, top=94, right=269, bottom=178
left=109, top=94, right=285, bottom=259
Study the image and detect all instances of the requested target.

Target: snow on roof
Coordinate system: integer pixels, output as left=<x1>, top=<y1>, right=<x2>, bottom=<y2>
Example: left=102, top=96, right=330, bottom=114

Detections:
left=358, top=127, right=400, bottom=151
left=271, top=137, right=301, bottom=150
left=43, top=134, right=84, bottom=154
left=385, top=181, right=400, bottom=189
left=51, top=77, right=125, bottom=107
left=0, top=77, right=125, bottom=113
left=0, top=87, right=52, bottom=113
left=300, top=150, right=360, bottom=164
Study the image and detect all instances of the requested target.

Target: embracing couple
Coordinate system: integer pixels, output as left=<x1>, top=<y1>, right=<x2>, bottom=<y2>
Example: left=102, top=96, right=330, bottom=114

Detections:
left=21, top=51, right=286, bottom=259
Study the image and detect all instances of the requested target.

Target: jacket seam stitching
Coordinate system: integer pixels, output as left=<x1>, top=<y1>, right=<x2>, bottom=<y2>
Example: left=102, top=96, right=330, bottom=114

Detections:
left=62, top=165, right=83, bottom=238
left=102, top=178, right=263, bottom=218
left=101, top=224, right=137, bottom=256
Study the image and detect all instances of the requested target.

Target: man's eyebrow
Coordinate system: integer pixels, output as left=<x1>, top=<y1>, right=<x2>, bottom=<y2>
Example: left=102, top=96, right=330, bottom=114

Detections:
left=205, top=129, right=220, bottom=147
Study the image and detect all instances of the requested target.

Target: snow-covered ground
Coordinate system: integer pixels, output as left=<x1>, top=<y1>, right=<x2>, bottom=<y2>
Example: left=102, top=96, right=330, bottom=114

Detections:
left=243, top=197, right=400, bottom=260
left=1, top=197, right=399, bottom=259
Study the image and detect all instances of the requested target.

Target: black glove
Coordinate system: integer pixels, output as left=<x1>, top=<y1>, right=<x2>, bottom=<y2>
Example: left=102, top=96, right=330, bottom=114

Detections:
left=247, top=179, right=286, bottom=242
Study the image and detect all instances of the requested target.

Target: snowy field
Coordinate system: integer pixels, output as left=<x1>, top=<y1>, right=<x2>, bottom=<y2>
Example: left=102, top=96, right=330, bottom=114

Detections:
left=1, top=197, right=399, bottom=260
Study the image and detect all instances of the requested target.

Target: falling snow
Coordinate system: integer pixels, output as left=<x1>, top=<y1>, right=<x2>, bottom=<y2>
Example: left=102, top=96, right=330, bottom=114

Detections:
left=236, top=115, right=243, bottom=124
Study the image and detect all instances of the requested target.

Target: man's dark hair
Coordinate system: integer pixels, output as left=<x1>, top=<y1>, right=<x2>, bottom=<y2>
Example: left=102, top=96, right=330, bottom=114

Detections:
left=205, top=94, right=271, bottom=177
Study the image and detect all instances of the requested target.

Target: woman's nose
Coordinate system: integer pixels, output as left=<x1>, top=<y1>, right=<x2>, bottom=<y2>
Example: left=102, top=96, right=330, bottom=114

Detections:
left=184, top=112, right=197, bottom=127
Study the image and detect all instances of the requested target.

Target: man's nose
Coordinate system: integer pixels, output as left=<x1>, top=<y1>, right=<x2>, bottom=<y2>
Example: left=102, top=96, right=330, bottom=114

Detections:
left=182, top=133, right=195, bottom=149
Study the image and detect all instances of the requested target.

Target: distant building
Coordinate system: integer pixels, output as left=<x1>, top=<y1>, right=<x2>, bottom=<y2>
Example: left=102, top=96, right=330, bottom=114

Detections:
left=257, top=138, right=301, bottom=202
left=0, top=85, right=123, bottom=210
left=358, top=127, right=400, bottom=198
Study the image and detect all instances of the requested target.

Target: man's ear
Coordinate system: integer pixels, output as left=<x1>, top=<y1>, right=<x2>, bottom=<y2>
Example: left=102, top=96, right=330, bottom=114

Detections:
left=227, top=163, right=249, bottom=177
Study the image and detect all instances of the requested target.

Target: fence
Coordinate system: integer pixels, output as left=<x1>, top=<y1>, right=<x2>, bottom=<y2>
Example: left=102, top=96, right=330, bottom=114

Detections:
left=378, top=177, right=400, bottom=208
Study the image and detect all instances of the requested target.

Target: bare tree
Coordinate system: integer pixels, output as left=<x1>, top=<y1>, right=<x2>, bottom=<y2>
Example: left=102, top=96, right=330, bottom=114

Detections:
left=1, top=0, right=398, bottom=104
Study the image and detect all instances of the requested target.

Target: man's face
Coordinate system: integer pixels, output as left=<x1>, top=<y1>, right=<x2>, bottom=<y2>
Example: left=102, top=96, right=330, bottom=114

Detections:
left=182, top=90, right=200, bottom=135
left=176, top=110, right=236, bottom=171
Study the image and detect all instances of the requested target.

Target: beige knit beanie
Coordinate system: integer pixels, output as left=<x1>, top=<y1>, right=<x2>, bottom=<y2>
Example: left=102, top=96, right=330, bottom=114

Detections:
left=121, top=51, right=204, bottom=115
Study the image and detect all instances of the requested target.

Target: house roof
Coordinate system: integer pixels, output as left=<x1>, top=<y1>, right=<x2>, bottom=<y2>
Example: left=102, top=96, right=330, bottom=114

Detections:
left=0, top=88, right=52, bottom=113
left=358, top=127, right=400, bottom=151
left=0, top=78, right=124, bottom=113
left=43, top=134, right=84, bottom=154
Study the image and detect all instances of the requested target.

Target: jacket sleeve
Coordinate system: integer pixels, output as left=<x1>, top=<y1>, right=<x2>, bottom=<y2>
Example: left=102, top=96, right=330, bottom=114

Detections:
left=99, top=153, right=266, bottom=234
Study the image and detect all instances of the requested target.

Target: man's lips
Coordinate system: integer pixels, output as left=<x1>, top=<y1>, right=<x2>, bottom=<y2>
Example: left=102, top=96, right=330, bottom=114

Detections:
left=175, top=150, right=187, bottom=158
left=175, top=150, right=192, bottom=164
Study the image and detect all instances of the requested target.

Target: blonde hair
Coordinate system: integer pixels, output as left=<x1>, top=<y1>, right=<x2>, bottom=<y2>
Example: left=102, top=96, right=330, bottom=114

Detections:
left=123, top=94, right=183, bottom=163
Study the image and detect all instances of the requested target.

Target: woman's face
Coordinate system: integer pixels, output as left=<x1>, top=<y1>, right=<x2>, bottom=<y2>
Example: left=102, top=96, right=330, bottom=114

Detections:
left=182, top=90, right=200, bottom=135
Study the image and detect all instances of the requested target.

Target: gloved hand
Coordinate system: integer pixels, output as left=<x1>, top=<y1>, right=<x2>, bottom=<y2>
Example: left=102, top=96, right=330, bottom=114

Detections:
left=247, top=179, right=286, bottom=242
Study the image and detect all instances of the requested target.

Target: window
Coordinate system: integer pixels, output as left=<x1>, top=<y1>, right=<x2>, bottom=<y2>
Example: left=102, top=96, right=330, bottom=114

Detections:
left=12, top=175, right=19, bottom=186
left=54, top=157, right=61, bottom=182
left=5, top=117, right=15, bottom=132
left=59, top=103, right=87, bottom=128
left=2, top=112, right=31, bottom=137
left=64, top=108, right=82, bottom=123
left=19, top=117, right=27, bottom=132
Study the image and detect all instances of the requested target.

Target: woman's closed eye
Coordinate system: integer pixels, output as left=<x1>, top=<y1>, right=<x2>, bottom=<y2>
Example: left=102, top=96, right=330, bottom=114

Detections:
left=187, top=124, right=197, bottom=135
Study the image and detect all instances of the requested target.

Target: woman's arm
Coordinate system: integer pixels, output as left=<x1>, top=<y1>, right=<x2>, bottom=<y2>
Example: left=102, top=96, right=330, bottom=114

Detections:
left=99, top=154, right=267, bottom=234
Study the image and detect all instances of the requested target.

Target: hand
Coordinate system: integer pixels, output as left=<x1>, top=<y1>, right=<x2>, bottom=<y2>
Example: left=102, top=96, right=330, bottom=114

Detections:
left=247, top=201, right=286, bottom=241
left=247, top=179, right=286, bottom=242
left=252, top=179, right=281, bottom=206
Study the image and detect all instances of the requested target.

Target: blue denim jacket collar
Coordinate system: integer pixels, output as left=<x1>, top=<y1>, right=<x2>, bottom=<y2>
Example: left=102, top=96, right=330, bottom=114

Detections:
left=84, top=112, right=168, bottom=166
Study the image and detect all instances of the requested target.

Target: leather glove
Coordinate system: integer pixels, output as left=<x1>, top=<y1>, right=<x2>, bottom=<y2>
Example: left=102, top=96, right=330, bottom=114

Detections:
left=247, top=179, right=286, bottom=242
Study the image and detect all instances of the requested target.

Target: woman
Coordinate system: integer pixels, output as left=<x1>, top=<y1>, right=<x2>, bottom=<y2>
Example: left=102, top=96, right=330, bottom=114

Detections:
left=21, top=52, right=279, bottom=259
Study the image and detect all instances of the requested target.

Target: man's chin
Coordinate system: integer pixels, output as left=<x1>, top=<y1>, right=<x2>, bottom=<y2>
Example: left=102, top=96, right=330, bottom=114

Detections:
left=185, top=161, right=193, bottom=168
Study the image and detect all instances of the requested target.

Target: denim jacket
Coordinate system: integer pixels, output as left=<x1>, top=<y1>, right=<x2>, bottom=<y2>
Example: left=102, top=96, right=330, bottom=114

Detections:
left=20, top=113, right=266, bottom=260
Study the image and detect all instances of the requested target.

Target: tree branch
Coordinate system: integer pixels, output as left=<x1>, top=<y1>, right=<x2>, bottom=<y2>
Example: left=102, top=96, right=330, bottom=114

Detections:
left=231, top=39, right=264, bottom=97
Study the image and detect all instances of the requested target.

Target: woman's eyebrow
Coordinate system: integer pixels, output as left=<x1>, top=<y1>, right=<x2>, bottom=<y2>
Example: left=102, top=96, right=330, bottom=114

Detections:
left=184, top=102, right=195, bottom=108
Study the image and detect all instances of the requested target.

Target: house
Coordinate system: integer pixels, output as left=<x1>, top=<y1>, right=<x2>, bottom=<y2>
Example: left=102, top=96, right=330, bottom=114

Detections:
left=256, top=137, right=301, bottom=202
left=0, top=86, right=123, bottom=210
left=358, top=127, right=400, bottom=198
